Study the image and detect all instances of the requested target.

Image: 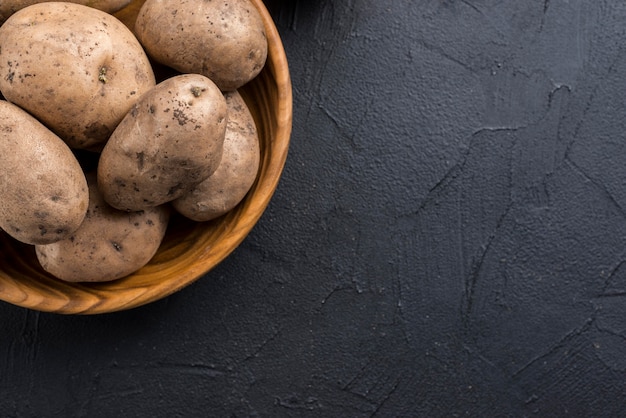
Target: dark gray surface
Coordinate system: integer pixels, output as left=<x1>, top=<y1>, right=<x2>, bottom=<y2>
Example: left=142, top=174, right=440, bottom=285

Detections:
left=2, top=0, right=626, bottom=416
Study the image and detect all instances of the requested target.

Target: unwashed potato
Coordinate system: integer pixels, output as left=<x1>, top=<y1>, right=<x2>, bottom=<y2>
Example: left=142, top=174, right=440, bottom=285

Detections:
left=0, top=101, right=88, bottom=245
left=98, top=73, right=228, bottom=211
left=135, top=0, right=268, bottom=91
left=35, top=172, right=170, bottom=283
left=0, top=2, right=156, bottom=150
left=173, top=90, right=260, bottom=222
left=0, top=0, right=132, bottom=25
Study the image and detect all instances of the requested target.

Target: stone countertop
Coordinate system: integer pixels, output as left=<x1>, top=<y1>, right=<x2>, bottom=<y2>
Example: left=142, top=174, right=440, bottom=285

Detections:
left=1, top=0, right=625, bottom=416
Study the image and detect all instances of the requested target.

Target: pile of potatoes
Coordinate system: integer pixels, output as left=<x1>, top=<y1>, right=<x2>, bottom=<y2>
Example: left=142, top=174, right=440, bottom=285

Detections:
left=0, top=0, right=266, bottom=282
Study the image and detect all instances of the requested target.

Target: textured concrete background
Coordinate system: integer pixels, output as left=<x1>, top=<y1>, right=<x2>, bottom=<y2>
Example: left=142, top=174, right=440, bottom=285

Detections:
left=2, top=0, right=626, bottom=416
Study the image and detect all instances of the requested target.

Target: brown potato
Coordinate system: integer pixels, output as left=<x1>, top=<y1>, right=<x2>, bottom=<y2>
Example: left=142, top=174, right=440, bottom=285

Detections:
left=0, top=0, right=132, bottom=25
left=35, top=172, right=170, bottom=283
left=173, top=91, right=260, bottom=221
left=98, top=74, right=228, bottom=211
left=135, top=0, right=268, bottom=91
left=0, top=101, right=88, bottom=245
left=0, top=2, right=155, bottom=150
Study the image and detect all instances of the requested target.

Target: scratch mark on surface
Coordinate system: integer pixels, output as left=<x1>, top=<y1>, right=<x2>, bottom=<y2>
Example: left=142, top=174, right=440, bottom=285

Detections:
left=93, top=387, right=145, bottom=401
left=369, top=377, right=401, bottom=417
left=575, top=0, right=583, bottom=67
left=320, top=286, right=340, bottom=307
left=244, top=328, right=282, bottom=361
left=462, top=343, right=496, bottom=368
left=424, top=143, right=470, bottom=196
left=319, top=284, right=353, bottom=308
left=512, top=317, right=594, bottom=377
left=543, top=0, right=551, bottom=14
left=429, top=126, right=521, bottom=195
left=460, top=0, right=482, bottom=15
left=413, top=38, right=474, bottom=72
left=596, top=291, right=626, bottom=298
left=156, top=363, right=225, bottom=378
left=565, top=157, right=626, bottom=220
left=563, top=43, right=626, bottom=161
left=275, top=395, right=322, bottom=411
left=394, top=298, right=411, bottom=347
left=462, top=202, right=513, bottom=323
left=597, top=259, right=626, bottom=296
left=341, top=363, right=370, bottom=392
left=115, top=361, right=225, bottom=378
left=319, top=97, right=374, bottom=151
left=595, top=323, right=626, bottom=341
left=539, top=0, right=551, bottom=30
left=568, top=91, right=595, bottom=146
left=546, top=84, right=572, bottom=108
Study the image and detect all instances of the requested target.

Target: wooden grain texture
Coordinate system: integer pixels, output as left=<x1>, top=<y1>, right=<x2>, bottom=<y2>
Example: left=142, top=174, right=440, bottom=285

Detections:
left=0, top=0, right=292, bottom=314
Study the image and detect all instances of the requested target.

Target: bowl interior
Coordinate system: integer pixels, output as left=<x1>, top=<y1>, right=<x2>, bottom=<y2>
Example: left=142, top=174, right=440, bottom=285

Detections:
left=0, top=0, right=292, bottom=314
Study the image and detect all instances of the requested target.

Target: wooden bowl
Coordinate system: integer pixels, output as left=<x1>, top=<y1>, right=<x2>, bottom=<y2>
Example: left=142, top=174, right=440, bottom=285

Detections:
left=0, top=0, right=292, bottom=314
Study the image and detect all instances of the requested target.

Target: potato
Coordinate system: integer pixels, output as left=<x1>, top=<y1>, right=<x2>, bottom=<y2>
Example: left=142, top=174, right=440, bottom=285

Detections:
left=135, top=0, right=268, bottom=91
left=0, top=0, right=132, bottom=25
left=0, top=101, right=88, bottom=245
left=173, top=91, right=260, bottom=221
left=0, top=2, right=156, bottom=151
left=35, top=172, right=170, bottom=283
left=98, top=73, right=228, bottom=211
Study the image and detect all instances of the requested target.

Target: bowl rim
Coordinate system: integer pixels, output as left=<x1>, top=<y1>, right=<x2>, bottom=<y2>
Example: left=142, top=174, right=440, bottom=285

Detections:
left=0, top=0, right=293, bottom=315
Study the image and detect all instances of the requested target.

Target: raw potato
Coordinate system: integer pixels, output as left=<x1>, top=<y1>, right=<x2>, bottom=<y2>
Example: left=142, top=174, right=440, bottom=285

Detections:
left=173, top=91, right=260, bottom=222
left=0, top=2, right=156, bottom=150
left=0, top=0, right=132, bottom=25
left=35, top=172, right=170, bottom=283
left=135, top=0, right=268, bottom=91
left=0, top=101, right=88, bottom=245
left=98, top=74, right=228, bottom=211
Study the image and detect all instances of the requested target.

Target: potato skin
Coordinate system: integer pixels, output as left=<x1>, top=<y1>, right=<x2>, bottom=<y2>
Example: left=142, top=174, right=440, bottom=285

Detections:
left=173, top=91, right=260, bottom=222
left=0, top=101, right=88, bottom=245
left=35, top=172, right=170, bottom=283
left=135, top=0, right=268, bottom=91
left=0, top=2, right=155, bottom=150
left=98, top=74, right=228, bottom=211
left=0, top=0, right=132, bottom=25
